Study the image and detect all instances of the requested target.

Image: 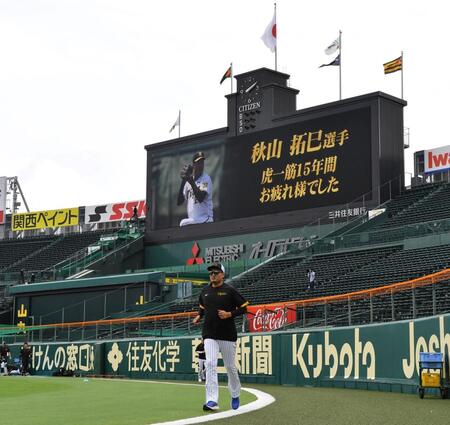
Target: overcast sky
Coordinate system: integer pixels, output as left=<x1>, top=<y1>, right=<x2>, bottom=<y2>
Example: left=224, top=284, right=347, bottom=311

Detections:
left=0, top=0, right=447, bottom=212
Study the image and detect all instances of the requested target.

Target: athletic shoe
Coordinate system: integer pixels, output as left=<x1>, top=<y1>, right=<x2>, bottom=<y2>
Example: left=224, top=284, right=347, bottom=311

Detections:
left=231, top=397, right=240, bottom=410
left=203, top=401, right=219, bottom=411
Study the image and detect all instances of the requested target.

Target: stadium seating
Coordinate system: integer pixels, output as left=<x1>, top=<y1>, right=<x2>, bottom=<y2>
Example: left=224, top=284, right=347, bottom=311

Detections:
left=0, top=230, right=115, bottom=274
left=369, top=182, right=450, bottom=230
left=0, top=236, right=55, bottom=271
left=163, top=238, right=450, bottom=328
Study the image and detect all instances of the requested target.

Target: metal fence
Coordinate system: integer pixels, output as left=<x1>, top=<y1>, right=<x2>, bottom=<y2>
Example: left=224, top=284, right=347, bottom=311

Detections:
left=3, top=269, right=449, bottom=344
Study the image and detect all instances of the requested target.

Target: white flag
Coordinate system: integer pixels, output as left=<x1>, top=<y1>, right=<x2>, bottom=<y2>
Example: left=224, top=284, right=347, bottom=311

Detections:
left=261, top=12, right=276, bottom=52
left=169, top=115, right=180, bottom=133
left=325, top=38, right=340, bottom=55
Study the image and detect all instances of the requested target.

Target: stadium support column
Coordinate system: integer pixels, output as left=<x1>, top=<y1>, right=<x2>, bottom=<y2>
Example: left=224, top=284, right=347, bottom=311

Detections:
left=124, top=286, right=127, bottom=312
left=347, top=297, right=351, bottom=326
left=82, top=300, right=86, bottom=340
left=390, top=290, right=395, bottom=321
left=369, top=294, right=373, bottom=323
left=432, top=285, right=436, bottom=315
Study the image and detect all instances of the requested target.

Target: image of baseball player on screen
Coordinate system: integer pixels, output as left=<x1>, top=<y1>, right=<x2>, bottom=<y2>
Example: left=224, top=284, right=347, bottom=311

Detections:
left=177, top=151, right=214, bottom=226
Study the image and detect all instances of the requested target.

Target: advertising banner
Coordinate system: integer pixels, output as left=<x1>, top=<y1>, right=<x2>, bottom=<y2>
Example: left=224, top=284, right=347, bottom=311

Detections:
left=31, top=342, right=99, bottom=374
left=247, top=304, right=297, bottom=332
left=284, top=314, right=450, bottom=388
left=7, top=313, right=450, bottom=391
left=103, top=334, right=276, bottom=380
left=424, top=145, right=450, bottom=173
left=12, top=207, right=79, bottom=231
left=0, top=176, right=6, bottom=225
left=85, top=200, right=147, bottom=224
left=150, top=107, right=372, bottom=230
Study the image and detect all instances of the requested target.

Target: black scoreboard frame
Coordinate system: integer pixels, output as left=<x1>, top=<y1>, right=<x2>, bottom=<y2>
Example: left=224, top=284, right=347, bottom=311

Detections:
left=145, top=91, right=406, bottom=244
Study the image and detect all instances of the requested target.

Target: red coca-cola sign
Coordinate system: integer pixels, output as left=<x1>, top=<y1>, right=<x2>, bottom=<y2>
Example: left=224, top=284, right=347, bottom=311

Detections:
left=247, top=304, right=296, bottom=332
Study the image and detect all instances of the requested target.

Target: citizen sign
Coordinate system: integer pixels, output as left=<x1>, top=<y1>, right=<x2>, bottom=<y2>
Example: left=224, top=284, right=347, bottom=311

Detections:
left=247, top=305, right=296, bottom=332
left=238, top=101, right=261, bottom=113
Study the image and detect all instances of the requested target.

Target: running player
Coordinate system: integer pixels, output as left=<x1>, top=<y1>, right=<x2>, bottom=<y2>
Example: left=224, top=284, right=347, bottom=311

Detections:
left=192, top=262, right=249, bottom=411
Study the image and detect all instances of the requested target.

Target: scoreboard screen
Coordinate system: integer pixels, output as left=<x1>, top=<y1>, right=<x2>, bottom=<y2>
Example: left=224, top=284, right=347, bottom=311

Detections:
left=221, top=107, right=371, bottom=219
left=149, top=107, right=372, bottom=231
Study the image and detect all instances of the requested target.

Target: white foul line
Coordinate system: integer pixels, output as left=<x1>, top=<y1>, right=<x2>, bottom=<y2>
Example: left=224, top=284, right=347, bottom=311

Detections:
left=150, top=386, right=275, bottom=425
left=23, top=377, right=275, bottom=424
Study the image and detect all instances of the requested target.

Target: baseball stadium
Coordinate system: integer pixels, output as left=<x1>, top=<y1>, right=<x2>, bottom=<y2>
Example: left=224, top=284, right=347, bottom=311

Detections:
left=2, top=32, right=450, bottom=425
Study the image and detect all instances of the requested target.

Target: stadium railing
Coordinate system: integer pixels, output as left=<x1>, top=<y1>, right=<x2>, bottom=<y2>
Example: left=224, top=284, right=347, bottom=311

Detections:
left=3, top=268, right=449, bottom=343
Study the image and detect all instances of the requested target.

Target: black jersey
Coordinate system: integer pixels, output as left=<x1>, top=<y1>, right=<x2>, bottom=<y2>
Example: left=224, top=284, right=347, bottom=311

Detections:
left=198, top=283, right=249, bottom=342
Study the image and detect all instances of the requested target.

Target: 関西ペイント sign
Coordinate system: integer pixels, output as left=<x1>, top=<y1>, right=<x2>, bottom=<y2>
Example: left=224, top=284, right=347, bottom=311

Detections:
left=12, top=208, right=79, bottom=231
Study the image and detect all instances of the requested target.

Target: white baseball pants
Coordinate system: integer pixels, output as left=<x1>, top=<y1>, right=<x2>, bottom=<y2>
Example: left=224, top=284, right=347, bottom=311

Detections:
left=204, top=338, right=240, bottom=404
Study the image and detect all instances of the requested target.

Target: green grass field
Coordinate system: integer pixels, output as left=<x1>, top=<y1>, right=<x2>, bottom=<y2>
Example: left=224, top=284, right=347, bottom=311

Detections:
left=1, top=377, right=449, bottom=425
left=0, top=376, right=255, bottom=425
left=213, top=384, right=450, bottom=425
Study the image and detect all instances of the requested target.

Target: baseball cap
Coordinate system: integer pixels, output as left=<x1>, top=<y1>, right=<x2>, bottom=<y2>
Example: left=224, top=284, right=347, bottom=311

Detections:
left=193, top=151, right=206, bottom=163
left=207, top=262, right=225, bottom=274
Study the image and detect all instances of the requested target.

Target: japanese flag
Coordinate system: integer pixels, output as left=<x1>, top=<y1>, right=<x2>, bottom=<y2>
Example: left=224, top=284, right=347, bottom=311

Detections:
left=261, top=12, right=276, bottom=52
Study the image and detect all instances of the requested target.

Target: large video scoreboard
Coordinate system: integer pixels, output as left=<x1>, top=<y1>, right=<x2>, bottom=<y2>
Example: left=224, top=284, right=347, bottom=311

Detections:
left=146, top=68, right=406, bottom=244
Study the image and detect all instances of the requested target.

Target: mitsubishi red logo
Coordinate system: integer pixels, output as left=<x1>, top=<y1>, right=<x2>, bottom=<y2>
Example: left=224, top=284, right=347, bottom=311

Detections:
left=186, top=242, right=204, bottom=265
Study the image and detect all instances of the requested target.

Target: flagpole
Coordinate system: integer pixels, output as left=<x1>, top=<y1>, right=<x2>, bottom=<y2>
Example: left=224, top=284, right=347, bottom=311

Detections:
left=230, top=62, right=233, bottom=94
left=273, top=2, right=277, bottom=71
left=178, top=110, right=181, bottom=139
left=339, top=30, right=342, bottom=100
left=401, top=51, right=404, bottom=99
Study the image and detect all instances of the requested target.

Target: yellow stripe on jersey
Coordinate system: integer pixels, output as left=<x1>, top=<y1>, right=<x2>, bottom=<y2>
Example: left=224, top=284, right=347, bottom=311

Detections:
left=199, top=304, right=205, bottom=309
left=240, top=301, right=249, bottom=308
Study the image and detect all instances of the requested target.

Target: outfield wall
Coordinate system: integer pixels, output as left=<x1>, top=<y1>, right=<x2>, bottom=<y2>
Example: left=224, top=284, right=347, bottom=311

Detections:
left=9, top=313, right=450, bottom=393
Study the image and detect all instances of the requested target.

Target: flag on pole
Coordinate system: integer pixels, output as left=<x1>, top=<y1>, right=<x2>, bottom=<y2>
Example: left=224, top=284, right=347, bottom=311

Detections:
left=325, top=37, right=340, bottom=55
left=261, top=11, right=276, bottom=52
left=383, top=56, right=402, bottom=74
left=220, top=65, right=232, bottom=84
left=169, top=114, right=180, bottom=133
left=319, top=54, right=340, bottom=68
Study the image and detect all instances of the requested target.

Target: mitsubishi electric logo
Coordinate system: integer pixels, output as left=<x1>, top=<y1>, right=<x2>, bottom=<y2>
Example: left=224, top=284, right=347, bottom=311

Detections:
left=186, top=242, right=204, bottom=265
left=186, top=242, right=245, bottom=265
left=185, top=238, right=309, bottom=266
left=205, top=244, right=244, bottom=262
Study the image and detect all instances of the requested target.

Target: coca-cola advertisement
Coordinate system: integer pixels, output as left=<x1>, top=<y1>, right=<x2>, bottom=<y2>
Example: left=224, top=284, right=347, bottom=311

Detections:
left=247, top=304, right=297, bottom=332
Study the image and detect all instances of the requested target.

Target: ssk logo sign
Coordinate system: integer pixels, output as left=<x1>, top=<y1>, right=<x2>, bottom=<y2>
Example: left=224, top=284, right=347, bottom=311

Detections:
left=247, top=304, right=296, bottom=332
left=85, top=200, right=147, bottom=224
